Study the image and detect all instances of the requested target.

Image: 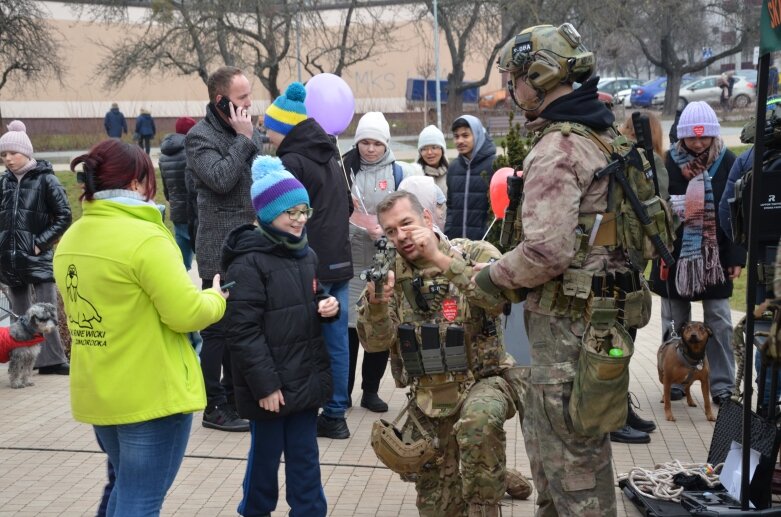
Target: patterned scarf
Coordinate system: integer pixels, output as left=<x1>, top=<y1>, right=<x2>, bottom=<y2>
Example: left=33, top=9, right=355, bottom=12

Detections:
left=671, top=140, right=725, bottom=297
left=258, top=223, right=310, bottom=258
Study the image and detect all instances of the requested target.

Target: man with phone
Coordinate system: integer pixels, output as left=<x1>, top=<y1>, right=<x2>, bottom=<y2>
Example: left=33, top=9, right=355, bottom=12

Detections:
left=186, top=66, right=265, bottom=432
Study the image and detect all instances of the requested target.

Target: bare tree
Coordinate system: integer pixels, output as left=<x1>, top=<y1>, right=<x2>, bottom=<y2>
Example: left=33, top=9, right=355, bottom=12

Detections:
left=0, top=0, right=65, bottom=126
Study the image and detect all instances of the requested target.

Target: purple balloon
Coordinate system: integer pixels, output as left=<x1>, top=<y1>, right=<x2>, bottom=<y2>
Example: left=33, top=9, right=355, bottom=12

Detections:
left=304, top=73, right=355, bottom=136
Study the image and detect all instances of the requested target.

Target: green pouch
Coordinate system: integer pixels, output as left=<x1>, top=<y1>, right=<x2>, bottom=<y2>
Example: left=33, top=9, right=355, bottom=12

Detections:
left=622, top=278, right=652, bottom=330
left=568, top=323, right=634, bottom=437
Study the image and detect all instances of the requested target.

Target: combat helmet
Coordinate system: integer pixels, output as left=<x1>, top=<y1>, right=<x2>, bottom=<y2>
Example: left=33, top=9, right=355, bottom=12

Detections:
left=497, top=23, right=595, bottom=94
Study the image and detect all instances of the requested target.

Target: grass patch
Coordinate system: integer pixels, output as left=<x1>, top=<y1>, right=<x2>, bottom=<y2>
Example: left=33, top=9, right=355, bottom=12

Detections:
left=55, top=168, right=173, bottom=233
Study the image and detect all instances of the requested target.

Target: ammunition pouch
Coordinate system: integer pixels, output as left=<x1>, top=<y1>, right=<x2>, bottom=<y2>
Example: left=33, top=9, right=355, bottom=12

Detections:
left=371, top=398, right=438, bottom=474
left=415, top=371, right=474, bottom=418
left=569, top=316, right=634, bottom=437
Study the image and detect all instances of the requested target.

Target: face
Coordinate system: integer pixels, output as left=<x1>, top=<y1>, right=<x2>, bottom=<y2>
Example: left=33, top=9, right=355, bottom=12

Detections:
left=378, top=198, right=433, bottom=262
left=219, top=74, right=253, bottom=111
left=267, top=129, right=284, bottom=148
left=270, top=203, right=310, bottom=237
left=511, top=73, right=543, bottom=119
left=453, top=127, right=474, bottom=157
left=420, top=145, right=443, bottom=167
left=682, top=136, right=713, bottom=155
left=1, top=151, right=30, bottom=172
left=357, top=139, right=386, bottom=163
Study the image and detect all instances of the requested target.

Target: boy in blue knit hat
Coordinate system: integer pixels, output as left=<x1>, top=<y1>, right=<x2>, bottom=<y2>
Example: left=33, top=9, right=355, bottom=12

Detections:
left=221, top=155, right=339, bottom=517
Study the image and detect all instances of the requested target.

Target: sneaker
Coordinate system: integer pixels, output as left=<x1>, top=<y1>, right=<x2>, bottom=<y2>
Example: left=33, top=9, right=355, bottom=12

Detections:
left=39, top=363, right=70, bottom=375
left=316, top=414, right=350, bottom=439
left=202, top=403, right=249, bottom=432
left=670, top=387, right=685, bottom=401
left=361, top=392, right=388, bottom=413
left=627, top=393, right=656, bottom=433
left=610, top=425, right=650, bottom=444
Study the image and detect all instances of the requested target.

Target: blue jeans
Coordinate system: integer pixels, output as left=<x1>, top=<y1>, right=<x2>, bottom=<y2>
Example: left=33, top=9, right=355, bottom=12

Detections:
left=319, top=280, right=349, bottom=419
left=93, top=413, right=193, bottom=517
left=174, top=223, right=193, bottom=271
left=239, top=410, right=326, bottom=517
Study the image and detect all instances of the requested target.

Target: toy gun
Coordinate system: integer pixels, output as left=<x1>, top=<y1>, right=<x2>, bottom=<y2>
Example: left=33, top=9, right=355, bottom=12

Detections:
left=360, top=236, right=396, bottom=301
left=499, top=171, right=524, bottom=249
left=631, top=112, right=660, bottom=197
left=595, top=150, right=676, bottom=267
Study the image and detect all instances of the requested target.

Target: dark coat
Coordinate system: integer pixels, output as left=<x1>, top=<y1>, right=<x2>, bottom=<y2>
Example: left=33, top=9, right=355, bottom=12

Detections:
left=276, top=118, right=353, bottom=284
left=444, top=137, right=496, bottom=240
left=159, top=133, right=189, bottom=224
left=104, top=108, right=127, bottom=138
left=134, top=113, right=156, bottom=138
left=222, top=224, right=334, bottom=421
left=0, top=160, right=72, bottom=286
left=650, top=147, right=745, bottom=300
left=185, top=103, right=264, bottom=279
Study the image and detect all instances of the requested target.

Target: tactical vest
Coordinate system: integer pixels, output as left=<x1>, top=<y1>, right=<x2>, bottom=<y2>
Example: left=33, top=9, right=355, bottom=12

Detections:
left=393, top=254, right=506, bottom=418
left=515, top=122, right=663, bottom=327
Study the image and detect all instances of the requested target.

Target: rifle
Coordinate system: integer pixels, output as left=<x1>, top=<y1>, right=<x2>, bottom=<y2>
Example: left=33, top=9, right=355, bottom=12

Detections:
left=631, top=112, right=660, bottom=197
left=499, top=172, right=524, bottom=249
left=360, top=236, right=396, bottom=301
left=595, top=149, right=676, bottom=267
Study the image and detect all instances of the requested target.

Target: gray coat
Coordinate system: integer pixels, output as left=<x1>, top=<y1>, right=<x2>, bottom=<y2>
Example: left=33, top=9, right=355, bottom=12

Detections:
left=185, top=104, right=264, bottom=279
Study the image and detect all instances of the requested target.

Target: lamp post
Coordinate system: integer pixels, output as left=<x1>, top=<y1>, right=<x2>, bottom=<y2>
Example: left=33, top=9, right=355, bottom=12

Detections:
left=433, top=0, right=442, bottom=130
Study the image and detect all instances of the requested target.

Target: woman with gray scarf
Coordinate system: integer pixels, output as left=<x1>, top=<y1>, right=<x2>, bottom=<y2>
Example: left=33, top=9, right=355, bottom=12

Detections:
left=341, top=112, right=411, bottom=415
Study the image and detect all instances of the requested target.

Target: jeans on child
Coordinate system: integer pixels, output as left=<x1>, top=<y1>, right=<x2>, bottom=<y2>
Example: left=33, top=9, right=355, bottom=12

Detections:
left=319, top=280, right=349, bottom=419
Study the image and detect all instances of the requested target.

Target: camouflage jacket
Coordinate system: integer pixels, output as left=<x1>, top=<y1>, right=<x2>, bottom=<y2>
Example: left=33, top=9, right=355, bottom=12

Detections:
left=357, top=237, right=514, bottom=389
left=487, top=117, right=628, bottom=315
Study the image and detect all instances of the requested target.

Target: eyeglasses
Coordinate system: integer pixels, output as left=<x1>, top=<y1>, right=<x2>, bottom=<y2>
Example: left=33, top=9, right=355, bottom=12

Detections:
left=420, top=145, right=442, bottom=153
left=285, top=208, right=313, bottom=221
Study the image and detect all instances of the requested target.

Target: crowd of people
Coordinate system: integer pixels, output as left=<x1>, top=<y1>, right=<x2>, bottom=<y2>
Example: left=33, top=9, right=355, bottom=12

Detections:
left=2, top=19, right=780, bottom=517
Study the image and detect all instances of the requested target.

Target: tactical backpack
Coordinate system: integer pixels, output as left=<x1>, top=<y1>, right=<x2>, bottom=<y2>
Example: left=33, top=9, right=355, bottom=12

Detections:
left=533, top=121, right=676, bottom=271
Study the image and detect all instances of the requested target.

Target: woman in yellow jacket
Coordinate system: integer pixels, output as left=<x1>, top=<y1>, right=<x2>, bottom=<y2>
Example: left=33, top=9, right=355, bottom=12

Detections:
left=54, top=139, right=227, bottom=517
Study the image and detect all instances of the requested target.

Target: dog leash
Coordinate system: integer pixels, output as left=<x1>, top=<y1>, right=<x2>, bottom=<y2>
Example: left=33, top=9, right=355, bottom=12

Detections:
left=0, top=305, right=19, bottom=319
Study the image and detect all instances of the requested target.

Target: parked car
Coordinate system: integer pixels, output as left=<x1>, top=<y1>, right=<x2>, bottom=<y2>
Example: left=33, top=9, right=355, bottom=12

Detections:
left=597, top=77, right=641, bottom=96
left=630, top=76, right=700, bottom=108
left=479, top=88, right=509, bottom=109
left=614, top=88, right=633, bottom=107
left=653, top=74, right=756, bottom=110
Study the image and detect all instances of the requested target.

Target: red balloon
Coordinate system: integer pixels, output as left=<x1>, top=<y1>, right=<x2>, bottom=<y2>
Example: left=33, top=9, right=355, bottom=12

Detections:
left=490, top=167, right=522, bottom=219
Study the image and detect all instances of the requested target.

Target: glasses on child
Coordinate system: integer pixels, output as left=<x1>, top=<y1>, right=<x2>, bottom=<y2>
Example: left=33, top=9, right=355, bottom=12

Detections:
left=285, top=208, right=314, bottom=221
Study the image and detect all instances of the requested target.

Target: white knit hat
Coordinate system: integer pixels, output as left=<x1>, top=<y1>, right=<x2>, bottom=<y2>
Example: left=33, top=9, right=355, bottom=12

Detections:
left=417, top=125, right=446, bottom=152
left=354, top=112, right=390, bottom=145
left=0, top=121, right=33, bottom=158
left=677, top=101, right=720, bottom=139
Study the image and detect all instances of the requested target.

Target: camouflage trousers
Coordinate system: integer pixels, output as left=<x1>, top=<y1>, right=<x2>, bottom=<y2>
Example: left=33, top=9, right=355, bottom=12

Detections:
left=523, top=311, right=617, bottom=517
left=404, top=375, right=516, bottom=516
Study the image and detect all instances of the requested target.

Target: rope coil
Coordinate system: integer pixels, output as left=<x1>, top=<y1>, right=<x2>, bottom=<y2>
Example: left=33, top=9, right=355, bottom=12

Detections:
left=617, top=461, right=723, bottom=502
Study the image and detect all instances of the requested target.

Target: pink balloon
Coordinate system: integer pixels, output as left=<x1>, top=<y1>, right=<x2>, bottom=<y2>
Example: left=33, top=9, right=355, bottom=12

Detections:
left=490, top=167, right=523, bottom=219
left=304, top=73, right=355, bottom=136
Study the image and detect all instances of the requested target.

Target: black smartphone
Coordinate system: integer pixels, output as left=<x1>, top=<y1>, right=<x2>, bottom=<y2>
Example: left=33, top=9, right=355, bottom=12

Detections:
left=220, top=281, right=237, bottom=292
left=216, top=96, right=233, bottom=118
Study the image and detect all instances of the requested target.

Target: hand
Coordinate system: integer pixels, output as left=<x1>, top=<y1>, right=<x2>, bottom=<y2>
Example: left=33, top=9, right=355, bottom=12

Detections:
left=401, top=225, right=441, bottom=263
left=259, top=389, right=285, bottom=412
left=228, top=102, right=254, bottom=140
left=472, top=261, right=489, bottom=272
left=318, top=296, right=339, bottom=317
left=367, top=224, right=384, bottom=241
left=212, top=274, right=229, bottom=300
left=367, top=270, right=395, bottom=304
left=728, top=265, right=742, bottom=280
left=34, top=245, right=41, bottom=256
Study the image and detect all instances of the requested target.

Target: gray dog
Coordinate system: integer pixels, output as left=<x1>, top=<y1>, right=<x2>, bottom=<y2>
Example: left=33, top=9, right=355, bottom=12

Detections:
left=7, top=303, right=58, bottom=389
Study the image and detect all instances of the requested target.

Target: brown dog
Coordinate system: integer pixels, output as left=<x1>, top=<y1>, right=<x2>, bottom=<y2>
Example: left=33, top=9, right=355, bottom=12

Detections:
left=657, top=321, right=716, bottom=422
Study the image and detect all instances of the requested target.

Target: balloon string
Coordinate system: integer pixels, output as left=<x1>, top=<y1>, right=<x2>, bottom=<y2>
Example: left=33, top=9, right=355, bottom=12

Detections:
left=336, top=135, right=352, bottom=195
left=482, top=216, right=496, bottom=241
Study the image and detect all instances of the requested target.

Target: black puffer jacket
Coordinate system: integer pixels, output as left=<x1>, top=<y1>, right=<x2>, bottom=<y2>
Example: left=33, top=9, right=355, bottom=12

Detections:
left=276, top=118, right=353, bottom=283
left=159, top=133, right=189, bottom=224
left=650, top=146, right=745, bottom=300
left=0, top=160, right=71, bottom=286
left=221, top=224, right=334, bottom=421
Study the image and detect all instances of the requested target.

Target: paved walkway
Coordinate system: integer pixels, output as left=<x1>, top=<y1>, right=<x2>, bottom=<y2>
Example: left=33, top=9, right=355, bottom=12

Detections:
left=0, top=292, right=744, bottom=516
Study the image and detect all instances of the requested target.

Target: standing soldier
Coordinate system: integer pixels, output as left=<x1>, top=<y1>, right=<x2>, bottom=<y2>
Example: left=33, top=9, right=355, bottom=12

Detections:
left=357, top=190, right=531, bottom=517
left=475, top=24, right=661, bottom=516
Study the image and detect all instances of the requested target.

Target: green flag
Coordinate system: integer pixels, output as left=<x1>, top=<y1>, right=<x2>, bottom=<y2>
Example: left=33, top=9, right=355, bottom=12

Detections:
left=762, top=0, right=781, bottom=55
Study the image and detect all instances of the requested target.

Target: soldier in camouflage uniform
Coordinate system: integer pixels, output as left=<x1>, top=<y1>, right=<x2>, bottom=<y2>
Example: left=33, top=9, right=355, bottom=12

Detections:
left=474, top=24, right=636, bottom=516
left=357, top=190, right=524, bottom=517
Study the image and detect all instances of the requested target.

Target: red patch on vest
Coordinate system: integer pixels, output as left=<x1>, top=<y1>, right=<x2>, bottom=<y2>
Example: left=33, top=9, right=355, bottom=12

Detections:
left=692, top=125, right=705, bottom=137
left=379, top=179, right=388, bottom=191
left=442, top=298, right=458, bottom=321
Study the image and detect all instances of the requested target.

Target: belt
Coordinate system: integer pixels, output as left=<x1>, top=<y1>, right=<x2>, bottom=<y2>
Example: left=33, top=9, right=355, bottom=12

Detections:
left=591, top=270, right=642, bottom=297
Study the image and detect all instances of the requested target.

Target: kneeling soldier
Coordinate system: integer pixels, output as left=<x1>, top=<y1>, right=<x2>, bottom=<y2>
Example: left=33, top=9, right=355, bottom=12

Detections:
left=358, top=190, right=528, bottom=517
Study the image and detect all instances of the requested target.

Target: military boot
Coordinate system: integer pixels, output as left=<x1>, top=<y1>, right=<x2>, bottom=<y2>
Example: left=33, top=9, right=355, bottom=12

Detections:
left=505, top=468, right=532, bottom=500
left=467, top=503, right=501, bottom=517
left=627, top=393, right=656, bottom=433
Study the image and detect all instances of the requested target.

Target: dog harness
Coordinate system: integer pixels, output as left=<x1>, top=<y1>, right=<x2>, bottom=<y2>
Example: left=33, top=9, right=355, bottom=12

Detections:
left=675, top=342, right=705, bottom=387
left=0, top=327, right=44, bottom=363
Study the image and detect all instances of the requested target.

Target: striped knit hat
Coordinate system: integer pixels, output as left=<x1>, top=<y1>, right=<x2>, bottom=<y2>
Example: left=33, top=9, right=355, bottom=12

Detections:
left=250, top=156, right=310, bottom=224
left=264, top=82, right=308, bottom=136
left=0, top=121, right=33, bottom=158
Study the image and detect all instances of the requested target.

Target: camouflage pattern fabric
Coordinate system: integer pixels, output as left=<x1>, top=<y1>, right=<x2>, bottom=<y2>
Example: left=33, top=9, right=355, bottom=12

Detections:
left=402, top=376, right=515, bottom=516
left=524, top=311, right=617, bottom=516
